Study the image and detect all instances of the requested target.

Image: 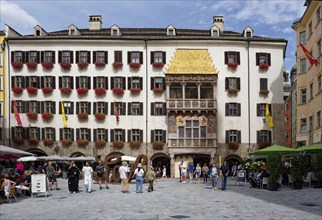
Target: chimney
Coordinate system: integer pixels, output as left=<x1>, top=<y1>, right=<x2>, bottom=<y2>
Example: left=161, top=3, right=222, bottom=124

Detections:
left=213, top=16, right=224, bottom=32
left=89, top=15, right=102, bottom=30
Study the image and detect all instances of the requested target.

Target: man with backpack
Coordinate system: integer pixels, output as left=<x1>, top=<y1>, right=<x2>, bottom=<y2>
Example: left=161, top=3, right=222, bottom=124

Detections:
left=95, top=160, right=109, bottom=190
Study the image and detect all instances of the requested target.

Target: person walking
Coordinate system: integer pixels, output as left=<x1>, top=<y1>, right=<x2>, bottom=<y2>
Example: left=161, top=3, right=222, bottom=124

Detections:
left=202, top=163, right=209, bottom=184
left=119, top=161, right=130, bottom=193
left=162, top=165, right=167, bottom=179
left=95, top=160, right=109, bottom=190
left=146, top=166, right=156, bottom=192
left=82, top=161, right=93, bottom=193
left=209, top=163, right=218, bottom=190
left=67, top=163, right=80, bottom=194
left=181, top=162, right=187, bottom=183
left=134, top=163, right=145, bottom=193
left=188, top=162, right=194, bottom=183
left=178, top=161, right=183, bottom=182
left=231, top=163, right=237, bottom=180
left=46, top=161, right=60, bottom=190
left=195, top=163, right=201, bottom=184
left=220, top=160, right=230, bottom=190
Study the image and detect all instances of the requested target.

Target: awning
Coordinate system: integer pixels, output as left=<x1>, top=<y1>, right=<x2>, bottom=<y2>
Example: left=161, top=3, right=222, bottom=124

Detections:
left=297, top=144, right=322, bottom=153
left=0, top=145, right=34, bottom=156
left=250, top=144, right=299, bottom=155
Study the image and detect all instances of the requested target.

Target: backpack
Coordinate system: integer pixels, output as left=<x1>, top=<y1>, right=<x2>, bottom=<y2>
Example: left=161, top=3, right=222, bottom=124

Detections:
left=96, top=164, right=104, bottom=174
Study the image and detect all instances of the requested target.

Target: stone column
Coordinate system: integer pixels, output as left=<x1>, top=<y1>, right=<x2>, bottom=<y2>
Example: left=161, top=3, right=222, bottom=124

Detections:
left=170, top=154, right=175, bottom=178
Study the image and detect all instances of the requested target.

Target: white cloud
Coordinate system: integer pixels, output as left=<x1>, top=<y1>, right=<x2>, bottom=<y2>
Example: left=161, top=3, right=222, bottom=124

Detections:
left=0, top=1, right=39, bottom=34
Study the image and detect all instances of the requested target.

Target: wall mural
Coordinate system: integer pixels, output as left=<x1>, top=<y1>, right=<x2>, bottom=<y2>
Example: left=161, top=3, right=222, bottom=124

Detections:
left=168, top=114, right=177, bottom=133
left=207, top=114, right=216, bottom=133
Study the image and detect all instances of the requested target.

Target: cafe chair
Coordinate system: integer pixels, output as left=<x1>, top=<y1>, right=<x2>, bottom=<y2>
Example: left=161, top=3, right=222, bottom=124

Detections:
left=261, top=177, right=269, bottom=189
left=304, top=172, right=313, bottom=187
left=6, top=187, right=18, bottom=203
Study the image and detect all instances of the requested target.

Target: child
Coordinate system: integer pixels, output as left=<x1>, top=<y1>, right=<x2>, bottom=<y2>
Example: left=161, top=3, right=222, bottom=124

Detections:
left=146, top=166, right=156, bottom=192
left=195, top=163, right=201, bottom=184
left=162, top=165, right=167, bottom=178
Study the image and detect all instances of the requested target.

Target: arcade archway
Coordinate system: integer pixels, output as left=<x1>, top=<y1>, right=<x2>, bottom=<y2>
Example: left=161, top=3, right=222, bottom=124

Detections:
left=70, top=152, right=86, bottom=169
left=27, top=148, right=47, bottom=156
left=151, top=153, right=170, bottom=178
left=225, top=154, right=242, bottom=173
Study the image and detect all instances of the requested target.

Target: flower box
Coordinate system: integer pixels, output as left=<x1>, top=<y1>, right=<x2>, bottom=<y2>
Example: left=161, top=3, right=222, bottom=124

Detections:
left=77, top=113, right=88, bottom=121
left=153, top=88, right=164, bottom=94
left=259, top=90, right=269, bottom=95
left=77, top=139, right=88, bottom=147
left=60, top=62, right=71, bottom=70
left=61, top=139, right=72, bottom=146
left=42, top=112, right=54, bottom=121
left=153, top=141, right=164, bottom=150
left=28, top=138, right=39, bottom=145
left=95, top=140, right=106, bottom=148
left=258, top=142, right=271, bottom=149
left=77, top=62, right=88, bottom=69
left=26, top=62, right=37, bottom=70
left=77, top=88, right=88, bottom=96
left=26, top=112, right=38, bottom=120
left=13, top=138, right=24, bottom=145
left=12, top=86, right=23, bottom=94
left=94, top=87, right=106, bottom=96
left=112, top=141, right=124, bottom=149
left=41, top=62, right=54, bottom=70
left=259, top=63, right=269, bottom=70
left=11, top=62, right=23, bottom=69
left=227, top=88, right=239, bottom=94
left=43, top=139, right=54, bottom=146
left=227, top=62, right=238, bottom=68
left=95, top=113, right=106, bottom=121
left=60, top=87, right=72, bottom=95
left=42, top=87, right=53, bottom=95
left=129, top=88, right=141, bottom=94
left=152, top=62, right=164, bottom=68
left=130, top=141, right=141, bottom=149
left=95, top=62, right=106, bottom=67
left=228, top=142, right=239, bottom=150
left=112, top=62, right=123, bottom=69
left=112, top=87, right=124, bottom=96
left=26, top=87, right=38, bottom=95
left=129, top=63, right=141, bottom=69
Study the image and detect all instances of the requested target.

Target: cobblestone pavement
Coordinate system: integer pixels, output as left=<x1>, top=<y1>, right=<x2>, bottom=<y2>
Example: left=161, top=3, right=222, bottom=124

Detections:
left=0, top=178, right=321, bottom=220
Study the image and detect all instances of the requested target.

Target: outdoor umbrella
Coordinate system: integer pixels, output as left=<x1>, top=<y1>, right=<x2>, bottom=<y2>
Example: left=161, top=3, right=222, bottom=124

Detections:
left=38, top=155, right=65, bottom=161
left=121, top=155, right=136, bottom=162
left=297, top=144, right=322, bottom=153
left=0, top=154, right=18, bottom=159
left=17, top=156, right=41, bottom=162
left=250, top=144, right=299, bottom=155
left=71, top=156, right=95, bottom=161
left=0, top=145, right=34, bottom=156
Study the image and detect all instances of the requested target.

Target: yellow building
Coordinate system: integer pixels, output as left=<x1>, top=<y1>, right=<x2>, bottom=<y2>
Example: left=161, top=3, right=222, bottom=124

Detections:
left=0, top=30, right=6, bottom=145
left=292, top=0, right=322, bottom=145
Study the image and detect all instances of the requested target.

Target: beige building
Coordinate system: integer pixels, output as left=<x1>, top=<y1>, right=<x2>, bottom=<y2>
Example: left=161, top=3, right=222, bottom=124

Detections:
left=292, top=0, right=322, bottom=146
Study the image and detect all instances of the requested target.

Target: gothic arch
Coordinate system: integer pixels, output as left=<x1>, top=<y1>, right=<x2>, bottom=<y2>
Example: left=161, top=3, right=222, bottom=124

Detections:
left=27, top=148, right=47, bottom=156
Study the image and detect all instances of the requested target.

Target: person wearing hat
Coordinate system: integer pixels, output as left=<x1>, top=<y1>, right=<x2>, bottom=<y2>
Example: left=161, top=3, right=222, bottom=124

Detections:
left=119, top=161, right=130, bottom=193
left=145, top=166, right=156, bottom=192
left=134, top=163, right=145, bottom=193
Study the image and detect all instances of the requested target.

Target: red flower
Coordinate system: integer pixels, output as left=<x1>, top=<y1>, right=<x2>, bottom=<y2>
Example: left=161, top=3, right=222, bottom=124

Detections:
left=26, top=87, right=38, bottom=95
left=41, top=62, right=54, bottom=69
left=94, top=140, right=106, bottom=148
left=129, top=63, right=141, bottom=68
left=42, top=87, right=53, bottom=95
left=60, top=62, right=71, bottom=70
left=13, top=138, right=24, bottom=146
left=77, top=88, right=88, bottom=96
left=152, top=62, right=164, bottom=68
left=43, top=139, right=54, bottom=146
left=94, top=87, right=106, bottom=96
left=12, top=86, right=23, bottom=94
left=77, top=139, right=88, bottom=147
left=60, top=87, right=72, bottom=95
left=228, top=142, right=239, bottom=150
left=77, top=113, right=88, bottom=120
left=129, top=88, right=141, bottom=94
left=259, top=63, right=269, bottom=70
left=95, top=113, right=106, bottom=121
left=11, top=62, right=23, bottom=69
left=112, top=62, right=123, bottom=69
left=61, top=139, right=72, bottom=146
left=227, top=88, right=239, bottom=94
left=153, top=88, right=164, bottom=94
left=77, top=62, right=88, bottom=69
left=112, top=87, right=124, bottom=96
left=26, top=62, right=37, bottom=70
left=227, top=62, right=238, bottom=68
left=130, top=141, right=141, bottom=149
left=26, top=112, right=38, bottom=120
left=28, top=138, right=39, bottom=145
left=41, top=112, right=54, bottom=121
left=112, top=141, right=124, bottom=149
left=153, top=141, right=164, bottom=150
left=95, top=62, right=106, bottom=67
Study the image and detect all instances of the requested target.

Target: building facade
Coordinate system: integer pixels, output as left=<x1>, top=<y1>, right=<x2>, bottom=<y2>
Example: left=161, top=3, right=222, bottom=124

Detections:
left=292, top=0, right=322, bottom=146
left=0, top=31, right=6, bottom=145
left=5, top=15, right=287, bottom=177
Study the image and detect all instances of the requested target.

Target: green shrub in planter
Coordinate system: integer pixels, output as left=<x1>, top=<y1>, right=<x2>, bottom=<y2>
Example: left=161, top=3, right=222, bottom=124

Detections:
left=267, top=154, right=282, bottom=191
left=312, top=152, right=322, bottom=188
left=290, top=153, right=309, bottom=190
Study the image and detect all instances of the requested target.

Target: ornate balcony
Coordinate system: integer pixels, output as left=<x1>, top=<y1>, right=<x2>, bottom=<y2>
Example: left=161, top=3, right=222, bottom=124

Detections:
left=167, top=99, right=216, bottom=112
left=169, top=138, right=216, bottom=147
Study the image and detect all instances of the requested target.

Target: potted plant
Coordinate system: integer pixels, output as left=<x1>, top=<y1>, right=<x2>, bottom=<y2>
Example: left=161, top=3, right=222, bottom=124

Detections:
left=77, top=113, right=88, bottom=121
left=259, top=90, right=269, bottom=95
left=77, top=88, right=88, bottom=96
left=129, top=88, right=141, bottom=94
left=60, top=62, right=71, bottom=70
left=94, top=87, right=106, bottom=96
left=61, top=139, right=72, bottom=146
left=41, top=112, right=54, bottom=121
left=95, top=113, right=106, bottom=121
left=26, top=62, right=37, bottom=70
left=95, top=62, right=106, bottom=67
left=153, top=88, right=164, bottom=94
left=28, top=138, right=39, bottom=145
left=228, top=142, right=239, bottom=150
left=26, top=112, right=38, bottom=120
left=152, top=62, right=164, bottom=68
left=41, top=62, right=54, bottom=70
left=112, top=62, right=123, bottom=69
left=112, top=141, right=124, bottom=149
left=77, top=139, right=88, bottom=147
left=26, top=87, right=38, bottom=95
left=11, top=62, right=23, bottom=70
left=42, top=87, right=53, bottom=95
left=130, top=141, right=141, bottom=149
left=227, top=88, right=239, bottom=94
left=267, top=154, right=282, bottom=191
left=153, top=141, right=164, bottom=150
left=60, top=87, right=72, bottom=95
left=290, top=153, right=310, bottom=190
left=227, top=62, right=238, bottom=69
left=13, top=137, right=24, bottom=145
left=112, top=87, right=124, bottom=96
left=43, top=139, right=54, bottom=146
left=95, top=140, right=106, bottom=148
left=77, top=62, right=88, bottom=69
left=259, top=63, right=269, bottom=70
left=311, top=152, right=322, bottom=188
left=12, top=86, right=23, bottom=94
left=129, top=63, right=141, bottom=69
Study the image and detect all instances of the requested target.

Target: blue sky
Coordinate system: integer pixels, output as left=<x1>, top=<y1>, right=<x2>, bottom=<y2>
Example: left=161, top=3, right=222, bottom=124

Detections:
left=0, top=0, right=306, bottom=72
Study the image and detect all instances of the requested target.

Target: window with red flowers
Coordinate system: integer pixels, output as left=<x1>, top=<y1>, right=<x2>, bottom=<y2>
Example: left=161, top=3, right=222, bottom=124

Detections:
left=111, top=102, right=126, bottom=115
left=76, top=128, right=91, bottom=142
left=60, top=127, right=74, bottom=141
left=151, top=51, right=166, bottom=66
left=111, top=77, right=126, bottom=90
left=58, top=51, right=73, bottom=63
left=42, top=127, right=56, bottom=140
left=93, top=51, right=108, bottom=64
left=11, top=76, right=25, bottom=88
left=76, top=76, right=91, bottom=90
left=256, top=53, right=271, bottom=66
left=128, top=129, right=143, bottom=142
left=128, top=51, right=143, bottom=64
left=59, top=101, right=74, bottom=115
left=41, top=76, right=56, bottom=89
left=93, top=77, right=108, bottom=90
left=76, top=51, right=90, bottom=63
left=41, top=101, right=56, bottom=114
left=59, top=76, right=74, bottom=89
left=110, top=129, right=125, bottom=142
left=11, top=51, right=25, bottom=63
left=41, top=51, right=55, bottom=63
left=128, top=77, right=142, bottom=90
left=93, top=102, right=108, bottom=115
left=224, top=51, right=240, bottom=66
left=128, top=102, right=143, bottom=115
left=76, top=102, right=91, bottom=115
left=94, top=128, right=108, bottom=142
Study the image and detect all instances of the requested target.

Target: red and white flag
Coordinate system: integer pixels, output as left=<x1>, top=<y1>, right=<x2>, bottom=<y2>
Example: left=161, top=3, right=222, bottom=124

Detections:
left=12, top=99, right=22, bottom=125
left=300, top=44, right=319, bottom=66
left=114, top=101, right=119, bottom=122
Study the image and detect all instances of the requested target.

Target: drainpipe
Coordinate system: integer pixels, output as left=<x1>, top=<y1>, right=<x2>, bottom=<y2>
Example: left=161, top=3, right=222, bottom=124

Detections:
left=247, top=40, right=251, bottom=152
left=144, top=40, right=148, bottom=164
left=6, top=39, right=11, bottom=147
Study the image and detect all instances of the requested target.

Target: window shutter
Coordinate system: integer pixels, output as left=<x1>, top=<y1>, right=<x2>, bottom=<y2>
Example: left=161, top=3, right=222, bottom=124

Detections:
left=122, top=129, right=125, bottom=142
left=128, top=103, right=132, bottom=115
left=105, top=102, right=108, bottom=114
left=94, top=129, right=97, bottom=141
left=41, top=128, right=45, bottom=139
left=76, top=129, right=80, bottom=140
left=71, top=102, right=74, bottom=114
left=237, top=103, right=241, bottom=116
left=52, top=51, right=56, bottom=63
left=237, top=78, right=241, bottom=90
left=71, top=77, right=74, bottom=89
left=105, top=77, right=109, bottom=90
left=104, top=51, right=108, bottom=64
left=11, top=127, right=15, bottom=139
left=37, top=101, right=40, bottom=113
left=128, top=77, right=131, bottom=90
left=59, top=77, right=62, bottom=88
left=110, top=129, right=114, bottom=142
left=256, top=53, right=259, bottom=66
left=87, top=77, right=91, bottom=89
left=25, top=77, right=29, bottom=88
left=41, top=101, right=45, bottom=113
left=151, top=103, right=155, bottom=115
left=237, top=52, right=240, bottom=64
left=53, top=129, right=56, bottom=141
left=162, top=78, right=166, bottom=90
left=127, top=51, right=131, bottom=64
left=25, top=51, right=29, bottom=63
left=52, top=77, right=56, bottom=89
left=93, top=51, right=97, bottom=63
left=59, top=102, right=62, bottom=114
left=71, top=128, right=75, bottom=141
left=93, top=77, right=97, bottom=89
left=76, top=102, right=79, bottom=114
left=53, top=102, right=56, bottom=114
left=111, top=103, right=114, bottom=115
left=225, top=103, right=229, bottom=116
left=58, top=51, right=62, bottom=63
left=162, top=52, right=166, bottom=64
left=105, top=129, right=108, bottom=142
left=237, top=130, right=241, bottom=143
left=76, top=77, right=79, bottom=89
left=40, top=51, right=44, bottom=62
left=269, top=104, right=272, bottom=116
left=225, top=78, right=229, bottom=90
left=257, top=130, right=260, bottom=143
left=93, top=103, right=97, bottom=114
left=268, top=54, right=271, bottom=66
left=11, top=51, right=14, bottom=63
left=22, top=51, right=26, bottom=63
left=151, top=52, right=154, bottom=64
left=87, top=51, right=91, bottom=63
left=22, top=101, right=26, bottom=113
left=139, top=103, right=143, bottom=115
left=139, top=77, right=143, bottom=90
left=224, top=52, right=228, bottom=64
left=225, top=130, right=229, bottom=143
left=128, top=130, right=131, bottom=142
left=139, top=52, right=143, bottom=64
left=162, top=130, right=166, bottom=143
left=151, top=77, right=154, bottom=90
left=257, top=104, right=260, bottom=116
left=88, top=102, right=91, bottom=115
left=162, top=103, right=166, bottom=115
left=11, top=76, right=15, bottom=88
left=25, top=101, right=30, bottom=113
left=122, top=103, right=126, bottom=115
left=37, top=77, right=40, bottom=89
left=41, top=77, right=44, bottom=88
left=70, top=51, right=74, bottom=63
left=122, top=77, right=126, bottom=90
left=151, top=130, right=154, bottom=143
left=36, top=51, right=40, bottom=63
left=268, top=130, right=272, bottom=143
left=60, top=128, right=63, bottom=140
left=111, top=77, right=114, bottom=89
left=140, top=130, right=143, bottom=142
left=25, top=127, right=30, bottom=139
left=88, top=129, right=91, bottom=141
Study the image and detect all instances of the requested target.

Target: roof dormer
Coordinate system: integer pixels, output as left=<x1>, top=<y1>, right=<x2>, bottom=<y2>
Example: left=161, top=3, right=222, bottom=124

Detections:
left=68, top=24, right=81, bottom=36
left=243, top=26, right=253, bottom=38
left=167, top=25, right=176, bottom=36
left=33, top=25, right=48, bottom=37
left=210, top=25, right=220, bottom=37
left=110, top=24, right=121, bottom=36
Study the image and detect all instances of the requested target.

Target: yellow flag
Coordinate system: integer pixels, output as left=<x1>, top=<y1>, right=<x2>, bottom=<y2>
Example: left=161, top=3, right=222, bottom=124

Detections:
left=61, top=101, right=67, bottom=127
left=265, top=103, right=274, bottom=128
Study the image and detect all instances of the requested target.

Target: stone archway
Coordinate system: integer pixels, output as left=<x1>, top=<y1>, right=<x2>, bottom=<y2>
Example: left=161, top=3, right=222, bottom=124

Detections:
left=151, top=153, right=171, bottom=178
left=70, top=152, right=85, bottom=157
left=224, top=154, right=242, bottom=174
left=27, top=148, right=47, bottom=156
